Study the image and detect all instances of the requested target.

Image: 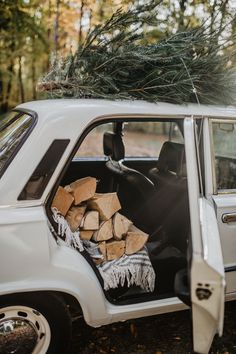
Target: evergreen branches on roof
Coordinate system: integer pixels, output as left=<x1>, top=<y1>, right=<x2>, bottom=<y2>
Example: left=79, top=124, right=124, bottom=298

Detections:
left=38, top=1, right=236, bottom=105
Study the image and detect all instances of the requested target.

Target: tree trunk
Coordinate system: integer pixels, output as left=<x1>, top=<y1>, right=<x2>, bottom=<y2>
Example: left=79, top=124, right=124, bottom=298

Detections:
left=18, top=56, right=25, bottom=103
left=31, top=37, right=37, bottom=100
left=0, top=69, right=4, bottom=113
left=54, top=0, right=61, bottom=57
left=78, top=0, right=85, bottom=46
left=3, top=59, right=14, bottom=112
left=178, top=0, right=187, bottom=30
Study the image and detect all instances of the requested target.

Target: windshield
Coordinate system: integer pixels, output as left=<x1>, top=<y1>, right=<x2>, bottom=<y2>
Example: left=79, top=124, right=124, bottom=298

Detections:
left=0, top=111, right=35, bottom=178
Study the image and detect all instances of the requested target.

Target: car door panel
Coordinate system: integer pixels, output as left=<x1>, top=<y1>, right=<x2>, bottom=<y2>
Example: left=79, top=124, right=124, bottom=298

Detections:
left=184, top=117, right=225, bottom=354
left=212, top=194, right=236, bottom=294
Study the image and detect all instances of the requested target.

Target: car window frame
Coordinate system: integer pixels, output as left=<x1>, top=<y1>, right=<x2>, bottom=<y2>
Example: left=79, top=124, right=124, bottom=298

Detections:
left=0, top=108, right=38, bottom=179
left=209, top=118, right=236, bottom=195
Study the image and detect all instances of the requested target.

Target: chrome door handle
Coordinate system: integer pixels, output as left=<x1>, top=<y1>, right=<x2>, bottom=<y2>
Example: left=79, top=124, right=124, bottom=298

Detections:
left=222, top=213, right=236, bottom=223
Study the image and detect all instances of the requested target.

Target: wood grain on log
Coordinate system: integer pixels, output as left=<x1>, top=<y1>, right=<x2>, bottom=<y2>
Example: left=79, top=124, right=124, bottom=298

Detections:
left=52, top=186, right=74, bottom=216
left=106, top=240, right=125, bottom=261
left=69, top=177, right=97, bottom=205
left=88, top=193, right=121, bottom=220
left=93, top=219, right=113, bottom=241
left=113, top=212, right=132, bottom=240
left=125, top=225, right=149, bottom=255
left=98, top=241, right=107, bottom=261
left=66, top=204, right=86, bottom=232
left=80, top=230, right=94, bottom=240
left=80, top=211, right=99, bottom=230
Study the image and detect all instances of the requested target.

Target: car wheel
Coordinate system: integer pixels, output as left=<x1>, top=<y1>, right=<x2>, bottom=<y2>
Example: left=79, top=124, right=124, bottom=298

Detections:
left=0, top=292, right=72, bottom=354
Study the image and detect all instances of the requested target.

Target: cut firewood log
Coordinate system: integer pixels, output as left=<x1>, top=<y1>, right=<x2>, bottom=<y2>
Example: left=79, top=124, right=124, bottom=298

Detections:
left=93, top=258, right=103, bottom=265
left=80, top=211, right=99, bottom=230
left=51, top=186, right=74, bottom=216
left=66, top=204, right=86, bottom=232
left=88, top=193, right=121, bottom=221
left=80, top=230, right=94, bottom=241
left=98, top=241, right=107, bottom=261
left=106, top=240, right=125, bottom=261
left=113, top=212, right=132, bottom=240
left=66, top=177, right=97, bottom=205
left=93, top=219, right=113, bottom=242
left=125, top=225, right=149, bottom=255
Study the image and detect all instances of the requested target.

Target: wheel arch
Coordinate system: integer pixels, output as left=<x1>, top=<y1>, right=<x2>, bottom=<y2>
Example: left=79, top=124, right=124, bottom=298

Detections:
left=0, top=290, right=83, bottom=320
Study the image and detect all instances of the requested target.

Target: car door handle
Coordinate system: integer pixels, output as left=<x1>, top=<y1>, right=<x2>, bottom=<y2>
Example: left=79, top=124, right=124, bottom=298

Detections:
left=222, top=212, right=236, bottom=223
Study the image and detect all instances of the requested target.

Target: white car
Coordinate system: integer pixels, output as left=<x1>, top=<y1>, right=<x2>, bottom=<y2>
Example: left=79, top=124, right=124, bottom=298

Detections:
left=0, top=99, right=236, bottom=354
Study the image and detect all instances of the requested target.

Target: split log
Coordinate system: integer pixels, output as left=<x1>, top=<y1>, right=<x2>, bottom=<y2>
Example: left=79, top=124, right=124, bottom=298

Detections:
left=98, top=241, right=107, bottom=261
left=88, top=193, right=121, bottom=221
left=51, top=186, right=74, bottom=216
left=113, top=212, right=132, bottom=240
left=125, top=225, right=149, bottom=255
left=66, top=204, right=86, bottom=232
left=67, top=177, right=97, bottom=205
left=93, top=219, right=113, bottom=242
left=106, top=240, right=125, bottom=261
left=93, top=258, right=104, bottom=265
left=80, top=230, right=94, bottom=241
left=80, top=211, right=99, bottom=230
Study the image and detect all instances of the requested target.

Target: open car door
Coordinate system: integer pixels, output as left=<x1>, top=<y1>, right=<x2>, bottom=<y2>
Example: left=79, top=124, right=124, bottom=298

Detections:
left=184, top=117, right=225, bottom=354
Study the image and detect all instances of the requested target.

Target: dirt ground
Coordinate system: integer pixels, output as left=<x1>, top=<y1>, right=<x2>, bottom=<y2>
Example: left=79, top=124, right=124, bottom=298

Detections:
left=70, top=300, right=236, bottom=354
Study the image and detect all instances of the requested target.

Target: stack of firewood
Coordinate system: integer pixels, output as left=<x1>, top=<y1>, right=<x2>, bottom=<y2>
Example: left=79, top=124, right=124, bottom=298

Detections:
left=52, top=177, right=149, bottom=263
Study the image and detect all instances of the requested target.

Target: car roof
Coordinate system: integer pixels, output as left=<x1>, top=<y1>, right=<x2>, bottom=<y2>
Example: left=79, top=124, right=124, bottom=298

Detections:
left=17, top=99, right=236, bottom=124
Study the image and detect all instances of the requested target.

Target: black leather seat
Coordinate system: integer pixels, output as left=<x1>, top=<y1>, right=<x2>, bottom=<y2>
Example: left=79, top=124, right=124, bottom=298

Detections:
left=103, top=131, right=156, bottom=231
left=148, top=141, right=189, bottom=252
left=149, top=141, right=186, bottom=187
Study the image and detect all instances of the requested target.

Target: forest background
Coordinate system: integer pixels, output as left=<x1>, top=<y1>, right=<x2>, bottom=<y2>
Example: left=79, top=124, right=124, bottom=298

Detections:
left=0, top=0, right=236, bottom=113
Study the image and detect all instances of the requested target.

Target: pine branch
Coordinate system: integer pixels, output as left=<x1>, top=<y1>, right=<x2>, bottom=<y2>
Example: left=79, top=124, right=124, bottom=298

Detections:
left=37, top=1, right=236, bottom=105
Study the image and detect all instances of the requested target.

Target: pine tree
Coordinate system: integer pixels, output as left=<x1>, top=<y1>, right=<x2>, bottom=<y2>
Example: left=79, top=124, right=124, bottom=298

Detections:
left=38, top=1, right=236, bottom=105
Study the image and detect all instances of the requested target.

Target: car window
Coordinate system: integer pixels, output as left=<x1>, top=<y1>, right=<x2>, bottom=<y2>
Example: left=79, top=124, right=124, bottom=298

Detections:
left=123, top=121, right=183, bottom=157
left=211, top=120, right=236, bottom=190
left=75, top=123, right=113, bottom=158
left=76, top=121, right=183, bottom=158
left=0, top=112, right=35, bottom=178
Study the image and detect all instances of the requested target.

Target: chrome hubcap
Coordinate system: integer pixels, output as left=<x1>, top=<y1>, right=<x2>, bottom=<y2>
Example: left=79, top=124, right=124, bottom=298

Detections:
left=0, top=305, right=51, bottom=354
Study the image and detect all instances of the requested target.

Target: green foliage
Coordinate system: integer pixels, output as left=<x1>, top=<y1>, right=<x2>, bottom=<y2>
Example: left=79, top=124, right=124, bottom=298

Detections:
left=39, top=2, right=236, bottom=105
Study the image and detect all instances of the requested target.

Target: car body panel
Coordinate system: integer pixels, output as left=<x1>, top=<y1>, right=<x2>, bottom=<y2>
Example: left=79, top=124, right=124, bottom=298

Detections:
left=0, top=205, right=189, bottom=327
left=184, top=117, right=225, bottom=354
left=202, top=117, right=236, bottom=294
left=2, top=99, right=236, bottom=206
left=1, top=99, right=236, bottom=352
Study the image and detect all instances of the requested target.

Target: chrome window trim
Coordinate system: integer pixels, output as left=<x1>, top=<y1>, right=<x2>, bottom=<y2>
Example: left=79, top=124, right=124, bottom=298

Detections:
left=209, top=117, right=236, bottom=195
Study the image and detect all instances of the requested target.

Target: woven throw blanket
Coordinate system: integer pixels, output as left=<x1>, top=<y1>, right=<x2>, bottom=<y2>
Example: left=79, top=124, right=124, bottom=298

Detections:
left=97, top=248, right=155, bottom=292
left=52, top=209, right=155, bottom=292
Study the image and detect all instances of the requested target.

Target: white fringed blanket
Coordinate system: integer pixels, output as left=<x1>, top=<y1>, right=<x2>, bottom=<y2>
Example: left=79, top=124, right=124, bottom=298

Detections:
left=52, top=209, right=155, bottom=292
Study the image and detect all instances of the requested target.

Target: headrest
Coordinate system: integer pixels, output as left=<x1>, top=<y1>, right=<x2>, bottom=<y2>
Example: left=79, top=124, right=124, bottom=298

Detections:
left=157, top=141, right=186, bottom=176
left=103, top=132, right=125, bottom=161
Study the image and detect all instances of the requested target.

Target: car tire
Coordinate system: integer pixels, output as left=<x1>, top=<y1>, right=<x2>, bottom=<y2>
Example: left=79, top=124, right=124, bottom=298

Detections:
left=0, top=292, right=72, bottom=354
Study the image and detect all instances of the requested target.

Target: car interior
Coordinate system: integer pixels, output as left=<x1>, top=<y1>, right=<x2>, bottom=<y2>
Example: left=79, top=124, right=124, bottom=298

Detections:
left=54, top=118, right=191, bottom=305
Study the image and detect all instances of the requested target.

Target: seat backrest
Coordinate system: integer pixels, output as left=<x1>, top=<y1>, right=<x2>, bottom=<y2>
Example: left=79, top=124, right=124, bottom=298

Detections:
left=157, top=141, right=186, bottom=176
left=149, top=141, right=186, bottom=187
left=148, top=141, right=189, bottom=252
left=103, top=132, right=156, bottom=230
left=103, top=131, right=124, bottom=161
left=103, top=131, right=154, bottom=196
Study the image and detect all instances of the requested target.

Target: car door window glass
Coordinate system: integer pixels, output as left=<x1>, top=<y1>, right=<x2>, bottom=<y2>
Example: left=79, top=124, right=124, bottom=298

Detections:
left=123, top=121, right=183, bottom=157
left=75, top=123, right=113, bottom=158
left=0, top=112, right=35, bottom=178
left=211, top=120, right=236, bottom=190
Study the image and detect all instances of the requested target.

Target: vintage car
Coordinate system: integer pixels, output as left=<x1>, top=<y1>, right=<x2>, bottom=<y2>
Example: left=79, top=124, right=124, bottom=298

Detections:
left=0, top=99, right=236, bottom=354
